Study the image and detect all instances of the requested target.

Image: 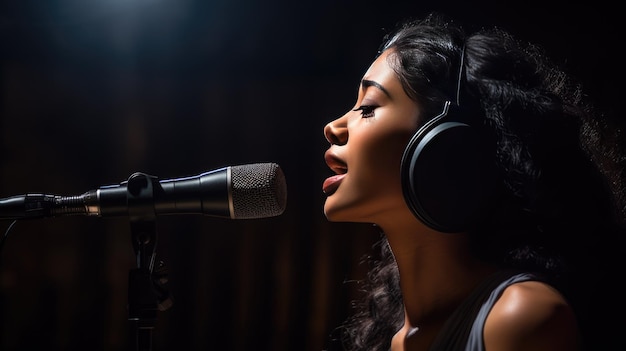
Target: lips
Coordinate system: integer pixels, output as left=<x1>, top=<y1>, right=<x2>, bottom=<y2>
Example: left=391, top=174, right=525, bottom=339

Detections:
left=323, top=149, right=347, bottom=196
left=323, top=173, right=346, bottom=196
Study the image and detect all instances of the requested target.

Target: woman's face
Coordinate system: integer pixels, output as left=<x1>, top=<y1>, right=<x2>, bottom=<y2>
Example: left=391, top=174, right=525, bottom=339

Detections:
left=323, top=49, right=422, bottom=224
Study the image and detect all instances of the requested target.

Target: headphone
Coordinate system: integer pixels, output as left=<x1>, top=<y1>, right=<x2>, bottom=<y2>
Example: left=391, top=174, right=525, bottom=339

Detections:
left=400, top=47, right=499, bottom=233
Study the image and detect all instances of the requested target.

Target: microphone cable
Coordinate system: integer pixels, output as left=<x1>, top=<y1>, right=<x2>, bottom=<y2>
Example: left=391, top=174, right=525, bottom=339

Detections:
left=0, top=219, right=18, bottom=266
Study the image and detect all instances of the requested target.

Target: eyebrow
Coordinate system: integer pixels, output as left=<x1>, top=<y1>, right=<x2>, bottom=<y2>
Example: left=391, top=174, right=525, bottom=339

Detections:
left=361, top=79, right=391, bottom=98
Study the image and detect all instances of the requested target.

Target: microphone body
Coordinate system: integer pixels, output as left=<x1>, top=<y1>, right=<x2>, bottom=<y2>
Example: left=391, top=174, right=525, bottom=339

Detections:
left=0, top=163, right=287, bottom=220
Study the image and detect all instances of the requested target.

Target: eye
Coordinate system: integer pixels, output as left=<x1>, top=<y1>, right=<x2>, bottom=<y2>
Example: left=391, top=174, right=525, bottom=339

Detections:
left=353, top=105, right=376, bottom=118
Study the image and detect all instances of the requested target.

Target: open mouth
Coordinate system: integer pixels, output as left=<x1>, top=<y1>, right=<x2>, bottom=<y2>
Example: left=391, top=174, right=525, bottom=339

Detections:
left=323, top=151, right=347, bottom=196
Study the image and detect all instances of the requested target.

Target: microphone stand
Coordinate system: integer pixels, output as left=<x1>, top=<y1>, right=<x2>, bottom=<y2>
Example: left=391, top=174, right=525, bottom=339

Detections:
left=126, top=172, right=172, bottom=351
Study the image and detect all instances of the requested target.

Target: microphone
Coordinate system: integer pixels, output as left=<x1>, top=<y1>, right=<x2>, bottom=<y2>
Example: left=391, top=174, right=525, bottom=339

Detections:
left=0, top=163, right=287, bottom=220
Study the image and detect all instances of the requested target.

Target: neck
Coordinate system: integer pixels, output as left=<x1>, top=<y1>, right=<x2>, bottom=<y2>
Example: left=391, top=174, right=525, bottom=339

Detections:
left=383, top=223, right=497, bottom=330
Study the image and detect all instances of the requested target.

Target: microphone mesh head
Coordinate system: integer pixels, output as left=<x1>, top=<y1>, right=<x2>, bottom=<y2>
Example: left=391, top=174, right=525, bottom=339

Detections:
left=230, top=163, right=287, bottom=219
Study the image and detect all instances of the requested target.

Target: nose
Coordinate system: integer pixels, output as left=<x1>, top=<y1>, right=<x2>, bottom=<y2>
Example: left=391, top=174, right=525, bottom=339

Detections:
left=324, top=115, right=348, bottom=145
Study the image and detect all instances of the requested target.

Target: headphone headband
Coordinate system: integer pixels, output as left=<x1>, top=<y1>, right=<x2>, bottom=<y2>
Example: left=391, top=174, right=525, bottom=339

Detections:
left=455, top=45, right=465, bottom=106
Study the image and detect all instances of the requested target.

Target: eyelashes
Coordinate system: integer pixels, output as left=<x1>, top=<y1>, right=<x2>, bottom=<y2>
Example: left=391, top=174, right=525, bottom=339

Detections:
left=353, top=105, right=376, bottom=118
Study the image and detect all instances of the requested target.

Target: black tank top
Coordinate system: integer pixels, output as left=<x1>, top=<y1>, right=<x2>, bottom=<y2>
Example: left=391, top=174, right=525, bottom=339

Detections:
left=428, top=270, right=542, bottom=351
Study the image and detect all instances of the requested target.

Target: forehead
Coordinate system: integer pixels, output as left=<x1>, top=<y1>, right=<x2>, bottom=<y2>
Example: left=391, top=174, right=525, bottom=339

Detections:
left=361, top=49, right=411, bottom=103
left=363, top=49, right=397, bottom=81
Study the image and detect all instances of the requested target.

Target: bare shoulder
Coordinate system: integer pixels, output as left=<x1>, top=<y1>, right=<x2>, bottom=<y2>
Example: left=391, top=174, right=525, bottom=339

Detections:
left=483, top=280, right=581, bottom=351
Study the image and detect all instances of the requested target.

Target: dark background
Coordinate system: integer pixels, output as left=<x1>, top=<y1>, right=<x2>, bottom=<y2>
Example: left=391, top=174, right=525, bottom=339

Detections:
left=0, top=0, right=622, bottom=350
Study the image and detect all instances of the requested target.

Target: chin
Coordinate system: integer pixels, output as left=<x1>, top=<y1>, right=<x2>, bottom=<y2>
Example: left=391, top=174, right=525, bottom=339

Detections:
left=323, top=205, right=359, bottom=223
left=322, top=205, right=335, bottom=221
left=323, top=202, right=344, bottom=222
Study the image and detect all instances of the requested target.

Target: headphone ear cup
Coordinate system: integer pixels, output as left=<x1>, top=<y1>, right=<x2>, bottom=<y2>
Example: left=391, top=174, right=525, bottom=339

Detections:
left=401, top=105, right=498, bottom=232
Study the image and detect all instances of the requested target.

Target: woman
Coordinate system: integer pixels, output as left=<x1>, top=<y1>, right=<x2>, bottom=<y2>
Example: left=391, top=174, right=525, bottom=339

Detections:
left=322, top=13, right=625, bottom=351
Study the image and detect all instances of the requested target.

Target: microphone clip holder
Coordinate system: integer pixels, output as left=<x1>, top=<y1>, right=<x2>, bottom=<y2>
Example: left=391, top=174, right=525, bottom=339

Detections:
left=126, top=172, right=172, bottom=351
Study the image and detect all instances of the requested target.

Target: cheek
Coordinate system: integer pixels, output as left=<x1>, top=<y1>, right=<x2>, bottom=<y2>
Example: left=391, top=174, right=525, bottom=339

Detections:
left=354, top=126, right=415, bottom=191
